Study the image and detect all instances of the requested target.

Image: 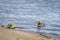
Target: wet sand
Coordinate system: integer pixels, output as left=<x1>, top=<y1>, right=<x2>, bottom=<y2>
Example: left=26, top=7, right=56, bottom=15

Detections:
left=0, top=28, right=60, bottom=40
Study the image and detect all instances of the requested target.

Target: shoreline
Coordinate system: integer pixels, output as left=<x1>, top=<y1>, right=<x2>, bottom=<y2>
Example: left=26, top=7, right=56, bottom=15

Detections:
left=0, top=28, right=60, bottom=40
left=15, top=27, right=60, bottom=37
left=15, top=29, right=60, bottom=38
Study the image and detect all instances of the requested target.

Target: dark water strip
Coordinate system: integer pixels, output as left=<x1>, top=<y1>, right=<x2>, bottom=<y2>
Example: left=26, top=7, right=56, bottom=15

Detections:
left=49, top=33, right=60, bottom=36
left=50, top=24, right=60, bottom=28
left=42, top=29, right=60, bottom=31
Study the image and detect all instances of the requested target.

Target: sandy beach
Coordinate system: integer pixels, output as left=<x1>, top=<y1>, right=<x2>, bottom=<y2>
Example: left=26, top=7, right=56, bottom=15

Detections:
left=0, top=28, right=60, bottom=40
